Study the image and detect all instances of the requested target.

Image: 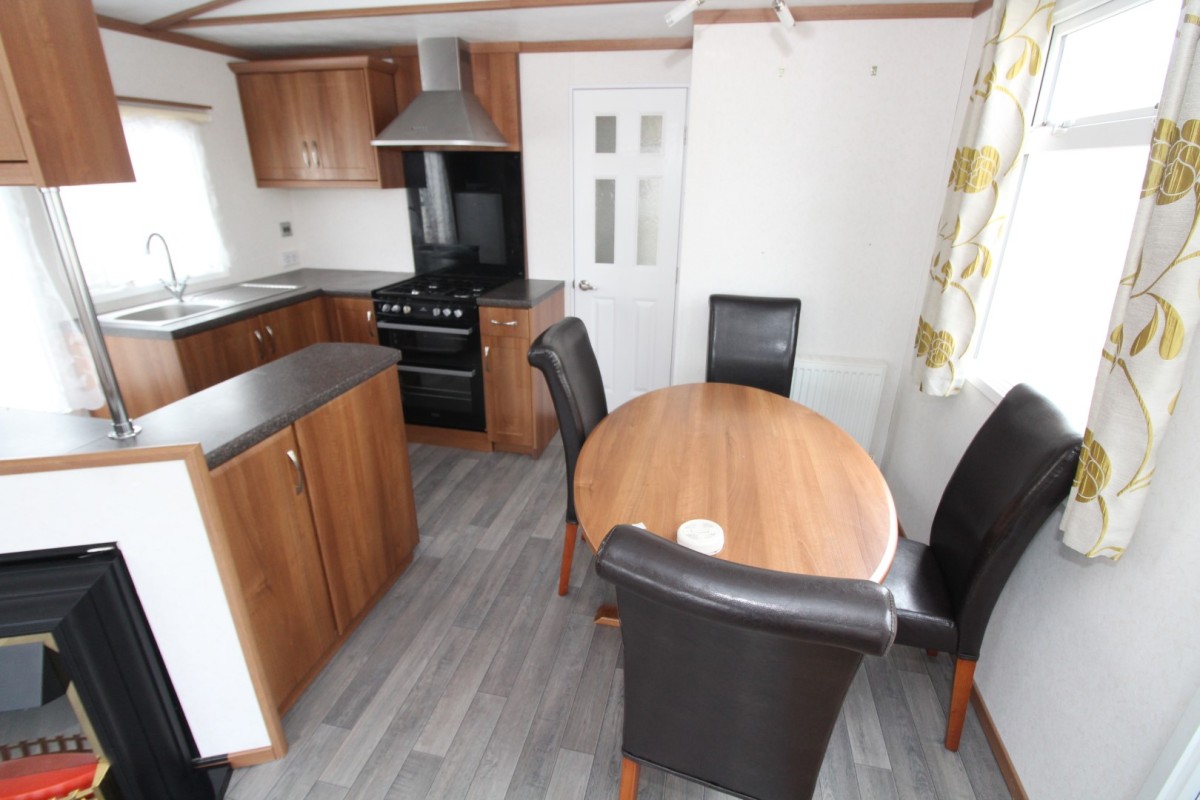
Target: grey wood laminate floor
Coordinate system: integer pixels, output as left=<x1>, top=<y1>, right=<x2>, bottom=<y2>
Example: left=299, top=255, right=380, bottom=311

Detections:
left=227, top=438, right=1010, bottom=800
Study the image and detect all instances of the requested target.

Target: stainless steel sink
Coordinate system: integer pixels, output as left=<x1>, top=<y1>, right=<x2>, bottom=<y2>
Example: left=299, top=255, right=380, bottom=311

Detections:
left=102, top=282, right=304, bottom=327
left=110, top=301, right=226, bottom=323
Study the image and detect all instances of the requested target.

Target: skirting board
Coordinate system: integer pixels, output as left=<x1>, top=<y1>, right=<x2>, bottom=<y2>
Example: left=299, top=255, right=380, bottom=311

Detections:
left=973, top=686, right=1028, bottom=800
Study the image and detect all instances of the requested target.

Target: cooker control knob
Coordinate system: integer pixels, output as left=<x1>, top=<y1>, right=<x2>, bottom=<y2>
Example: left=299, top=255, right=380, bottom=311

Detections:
left=433, top=307, right=442, bottom=317
left=402, top=305, right=412, bottom=315
left=453, top=308, right=463, bottom=318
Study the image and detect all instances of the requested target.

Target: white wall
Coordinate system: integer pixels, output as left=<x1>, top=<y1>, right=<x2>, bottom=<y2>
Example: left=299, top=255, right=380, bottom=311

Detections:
left=672, top=19, right=972, bottom=453
left=289, top=188, right=414, bottom=271
left=519, top=48, right=693, bottom=302
left=99, top=30, right=295, bottom=290
left=0, top=457, right=271, bottom=758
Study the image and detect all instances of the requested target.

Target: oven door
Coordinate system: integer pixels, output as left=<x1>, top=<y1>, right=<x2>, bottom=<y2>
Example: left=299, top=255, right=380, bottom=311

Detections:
left=377, top=321, right=477, bottom=359
left=395, top=364, right=485, bottom=431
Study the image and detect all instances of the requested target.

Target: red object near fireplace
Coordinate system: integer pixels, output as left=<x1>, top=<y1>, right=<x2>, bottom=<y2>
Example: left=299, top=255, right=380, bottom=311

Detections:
left=0, top=751, right=98, bottom=800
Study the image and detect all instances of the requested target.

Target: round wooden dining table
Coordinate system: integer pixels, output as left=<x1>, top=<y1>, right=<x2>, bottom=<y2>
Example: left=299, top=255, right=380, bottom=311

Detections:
left=574, top=382, right=898, bottom=582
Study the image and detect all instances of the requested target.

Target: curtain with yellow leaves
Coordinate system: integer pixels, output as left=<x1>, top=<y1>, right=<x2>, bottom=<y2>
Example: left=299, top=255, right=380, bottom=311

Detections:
left=1062, top=1, right=1200, bottom=558
left=912, top=0, right=1055, bottom=395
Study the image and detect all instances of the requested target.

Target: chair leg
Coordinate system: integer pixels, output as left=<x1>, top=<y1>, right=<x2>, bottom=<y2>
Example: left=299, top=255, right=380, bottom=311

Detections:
left=619, top=757, right=640, bottom=800
left=945, top=657, right=977, bottom=752
left=558, top=521, right=578, bottom=596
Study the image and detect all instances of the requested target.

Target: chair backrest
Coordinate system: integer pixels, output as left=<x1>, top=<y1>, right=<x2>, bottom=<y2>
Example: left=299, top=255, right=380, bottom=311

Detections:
left=706, top=294, right=802, bottom=397
left=527, top=317, right=609, bottom=524
left=595, top=525, right=896, bottom=800
left=931, top=383, right=1082, bottom=658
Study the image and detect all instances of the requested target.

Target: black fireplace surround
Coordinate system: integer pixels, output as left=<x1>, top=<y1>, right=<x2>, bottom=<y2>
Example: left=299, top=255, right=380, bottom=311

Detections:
left=0, top=546, right=227, bottom=799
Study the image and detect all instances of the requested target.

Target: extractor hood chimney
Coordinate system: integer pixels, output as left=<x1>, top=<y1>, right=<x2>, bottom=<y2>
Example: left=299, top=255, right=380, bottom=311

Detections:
left=371, top=38, right=508, bottom=148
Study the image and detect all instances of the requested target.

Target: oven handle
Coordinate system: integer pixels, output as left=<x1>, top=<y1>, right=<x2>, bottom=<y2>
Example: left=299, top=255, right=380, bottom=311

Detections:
left=377, top=321, right=476, bottom=336
left=397, top=364, right=478, bottom=378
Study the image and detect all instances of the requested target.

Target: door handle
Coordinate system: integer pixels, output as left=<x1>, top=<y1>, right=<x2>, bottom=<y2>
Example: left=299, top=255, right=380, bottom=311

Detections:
left=265, top=324, right=277, bottom=355
left=310, top=140, right=320, bottom=168
left=578, top=280, right=597, bottom=291
left=253, top=329, right=266, bottom=360
left=490, top=319, right=519, bottom=327
left=366, top=309, right=375, bottom=338
left=301, top=141, right=311, bottom=168
left=286, top=449, right=305, bottom=495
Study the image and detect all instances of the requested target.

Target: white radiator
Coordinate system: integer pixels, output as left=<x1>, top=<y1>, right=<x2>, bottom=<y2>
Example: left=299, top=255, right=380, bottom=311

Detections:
left=790, top=357, right=888, bottom=462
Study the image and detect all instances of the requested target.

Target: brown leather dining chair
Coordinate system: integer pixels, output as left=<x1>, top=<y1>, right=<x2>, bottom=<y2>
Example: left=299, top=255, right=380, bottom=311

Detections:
left=884, top=383, right=1082, bottom=751
left=527, top=317, right=608, bottom=596
left=706, top=294, right=802, bottom=397
left=595, top=525, right=897, bottom=800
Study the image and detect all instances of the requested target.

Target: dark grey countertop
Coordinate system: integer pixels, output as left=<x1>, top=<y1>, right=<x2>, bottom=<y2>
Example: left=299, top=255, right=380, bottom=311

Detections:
left=479, top=279, right=565, bottom=309
left=3, top=344, right=400, bottom=468
left=98, top=270, right=566, bottom=339
left=98, top=269, right=413, bottom=341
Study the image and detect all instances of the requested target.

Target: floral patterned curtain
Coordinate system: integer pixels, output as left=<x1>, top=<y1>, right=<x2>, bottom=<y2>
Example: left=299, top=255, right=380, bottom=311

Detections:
left=1062, top=0, right=1200, bottom=558
left=912, top=0, right=1056, bottom=395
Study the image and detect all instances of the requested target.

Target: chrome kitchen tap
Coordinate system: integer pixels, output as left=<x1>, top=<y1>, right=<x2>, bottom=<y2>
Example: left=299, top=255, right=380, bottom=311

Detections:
left=146, top=232, right=188, bottom=301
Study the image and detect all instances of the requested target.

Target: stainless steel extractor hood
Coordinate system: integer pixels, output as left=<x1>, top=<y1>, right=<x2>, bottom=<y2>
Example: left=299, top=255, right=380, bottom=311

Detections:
left=371, top=38, right=508, bottom=148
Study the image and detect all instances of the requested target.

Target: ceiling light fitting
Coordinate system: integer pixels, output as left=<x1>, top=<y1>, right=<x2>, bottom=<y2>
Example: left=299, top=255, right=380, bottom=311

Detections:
left=773, top=0, right=796, bottom=27
left=665, top=0, right=705, bottom=27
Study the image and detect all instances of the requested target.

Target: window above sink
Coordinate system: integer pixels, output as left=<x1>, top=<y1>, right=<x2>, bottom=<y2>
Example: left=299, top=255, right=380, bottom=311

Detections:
left=58, top=102, right=230, bottom=300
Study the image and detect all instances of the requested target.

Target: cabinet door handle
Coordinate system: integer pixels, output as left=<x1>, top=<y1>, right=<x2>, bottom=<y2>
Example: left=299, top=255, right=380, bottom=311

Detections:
left=253, top=329, right=266, bottom=360
left=490, top=319, right=518, bottom=327
left=483, top=344, right=490, bottom=372
left=301, top=141, right=311, bottom=168
left=286, top=449, right=305, bottom=495
left=265, top=324, right=277, bottom=355
left=367, top=310, right=376, bottom=338
left=310, top=140, right=320, bottom=167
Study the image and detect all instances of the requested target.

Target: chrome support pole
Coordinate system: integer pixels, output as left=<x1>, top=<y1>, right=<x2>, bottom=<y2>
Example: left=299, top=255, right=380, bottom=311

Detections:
left=40, top=187, right=140, bottom=440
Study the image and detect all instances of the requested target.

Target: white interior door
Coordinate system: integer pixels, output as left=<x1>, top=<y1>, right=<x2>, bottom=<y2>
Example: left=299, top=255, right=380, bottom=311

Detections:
left=572, top=87, right=687, bottom=410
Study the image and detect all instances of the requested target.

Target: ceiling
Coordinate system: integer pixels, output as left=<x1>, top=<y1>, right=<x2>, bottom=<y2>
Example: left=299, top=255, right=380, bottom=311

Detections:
left=90, top=0, right=963, bottom=58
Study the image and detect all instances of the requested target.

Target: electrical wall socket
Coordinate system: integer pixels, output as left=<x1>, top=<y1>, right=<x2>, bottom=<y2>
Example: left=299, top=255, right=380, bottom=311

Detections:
left=281, top=250, right=300, bottom=267
left=280, top=221, right=293, bottom=237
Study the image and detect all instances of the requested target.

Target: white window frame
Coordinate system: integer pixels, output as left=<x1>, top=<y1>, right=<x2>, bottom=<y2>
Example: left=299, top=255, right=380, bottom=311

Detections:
left=968, top=0, right=1167, bottom=406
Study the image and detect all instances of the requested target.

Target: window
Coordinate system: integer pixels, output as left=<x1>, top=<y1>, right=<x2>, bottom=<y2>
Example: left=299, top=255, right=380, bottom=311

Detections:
left=973, top=0, right=1178, bottom=426
left=59, top=103, right=229, bottom=297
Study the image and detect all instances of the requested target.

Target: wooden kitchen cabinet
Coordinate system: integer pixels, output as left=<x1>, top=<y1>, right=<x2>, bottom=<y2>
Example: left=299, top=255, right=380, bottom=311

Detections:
left=106, top=298, right=332, bottom=415
left=295, top=369, right=417, bottom=631
left=0, top=0, right=133, bottom=187
left=480, top=288, right=564, bottom=457
left=327, top=296, right=379, bottom=344
left=231, top=57, right=405, bottom=189
left=209, top=426, right=340, bottom=711
left=210, top=369, right=418, bottom=711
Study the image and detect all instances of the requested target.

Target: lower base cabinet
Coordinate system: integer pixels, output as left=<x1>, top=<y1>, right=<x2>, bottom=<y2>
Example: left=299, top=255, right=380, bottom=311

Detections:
left=209, top=369, right=417, bottom=711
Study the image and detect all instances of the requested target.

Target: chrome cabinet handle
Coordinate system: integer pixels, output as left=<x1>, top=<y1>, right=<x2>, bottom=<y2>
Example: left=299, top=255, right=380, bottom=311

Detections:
left=578, top=280, right=597, bottom=291
left=301, top=141, right=311, bottom=168
left=265, top=324, right=277, bottom=355
left=253, top=329, right=266, bottom=360
left=286, top=449, right=304, bottom=495
left=310, top=140, right=320, bottom=167
left=366, top=309, right=375, bottom=338
left=490, top=319, right=518, bottom=327
left=484, top=344, right=490, bottom=371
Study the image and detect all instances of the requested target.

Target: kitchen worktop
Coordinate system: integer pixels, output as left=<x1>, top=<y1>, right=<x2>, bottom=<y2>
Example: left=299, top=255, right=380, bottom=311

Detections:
left=2, top=343, right=400, bottom=468
left=479, top=279, right=565, bottom=309
left=98, top=270, right=562, bottom=339
left=98, top=268, right=414, bottom=340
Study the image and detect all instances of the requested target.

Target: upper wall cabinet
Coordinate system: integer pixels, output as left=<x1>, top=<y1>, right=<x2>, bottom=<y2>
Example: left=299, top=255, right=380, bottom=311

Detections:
left=0, top=0, right=134, bottom=188
left=230, top=56, right=405, bottom=189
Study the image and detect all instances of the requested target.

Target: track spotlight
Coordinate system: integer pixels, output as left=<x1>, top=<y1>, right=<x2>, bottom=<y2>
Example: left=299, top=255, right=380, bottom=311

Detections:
left=665, top=0, right=705, bottom=27
left=773, top=0, right=795, bottom=27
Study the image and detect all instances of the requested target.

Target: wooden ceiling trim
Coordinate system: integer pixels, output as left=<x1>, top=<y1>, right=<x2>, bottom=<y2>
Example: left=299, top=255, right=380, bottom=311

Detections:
left=693, top=2, right=976, bottom=23
left=146, top=0, right=244, bottom=30
left=168, top=0, right=667, bottom=29
left=519, top=37, right=693, bottom=51
left=96, top=14, right=260, bottom=59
